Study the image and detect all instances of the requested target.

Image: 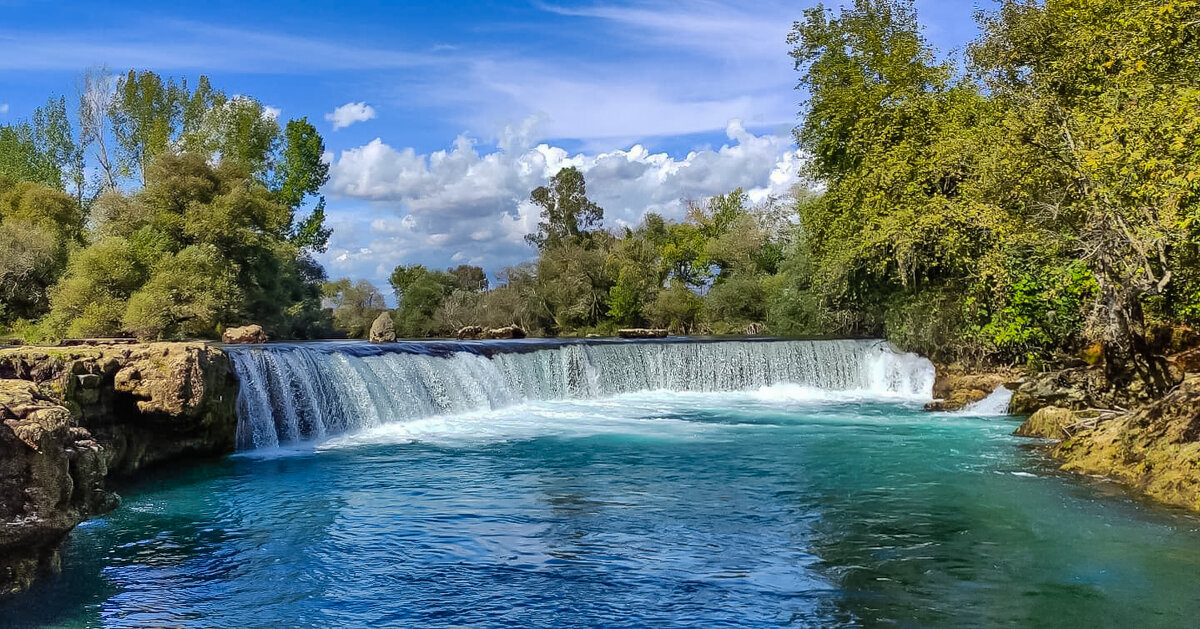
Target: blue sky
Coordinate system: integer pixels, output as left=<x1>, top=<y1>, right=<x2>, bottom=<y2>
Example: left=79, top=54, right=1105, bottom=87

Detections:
left=0, top=0, right=984, bottom=291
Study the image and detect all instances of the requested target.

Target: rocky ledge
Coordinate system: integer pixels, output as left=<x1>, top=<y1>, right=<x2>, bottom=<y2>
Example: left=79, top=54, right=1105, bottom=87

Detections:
left=925, top=364, right=1021, bottom=412
left=1013, top=345, right=1200, bottom=511
left=0, top=342, right=237, bottom=596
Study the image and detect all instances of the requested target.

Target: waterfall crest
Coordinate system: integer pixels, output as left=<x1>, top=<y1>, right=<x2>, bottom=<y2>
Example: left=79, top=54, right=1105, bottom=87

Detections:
left=228, top=339, right=934, bottom=450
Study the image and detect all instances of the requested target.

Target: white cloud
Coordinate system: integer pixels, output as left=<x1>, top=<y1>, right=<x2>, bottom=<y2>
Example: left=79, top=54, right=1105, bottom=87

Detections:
left=318, top=118, right=804, bottom=285
left=263, top=105, right=281, bottom=120
left=0, top=103, right=8, bottom=115
left=326, top=102, right=377, bottom=130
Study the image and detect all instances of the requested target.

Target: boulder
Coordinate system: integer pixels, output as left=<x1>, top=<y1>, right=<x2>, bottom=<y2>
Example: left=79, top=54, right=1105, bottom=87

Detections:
left=617, top=328, right=668, bottom=339
left=1014, top=406, right=1077, bottom=439
left=483, top=325, right=526, bottom=340
left=1050, top=375, right=1200, bottom=511
left=221, top=324, right=267, bottom=344
left=927, top=366, right=1019, bottom=412
left=456, top=326, right=485, bottom=340
left=369, top=313, right=396, bottom=344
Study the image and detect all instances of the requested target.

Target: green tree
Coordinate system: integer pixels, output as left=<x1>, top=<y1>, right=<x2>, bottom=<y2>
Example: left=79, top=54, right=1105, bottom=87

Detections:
left=972, top=0, right=1200, bottom=387
left=322, top=278, right=385, bottom=338
left=525, top=167, right=604, bottom=250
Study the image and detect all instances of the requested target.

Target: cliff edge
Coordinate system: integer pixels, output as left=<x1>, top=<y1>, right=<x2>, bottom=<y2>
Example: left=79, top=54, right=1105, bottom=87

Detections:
left=0, top=342, right=237, bottom=596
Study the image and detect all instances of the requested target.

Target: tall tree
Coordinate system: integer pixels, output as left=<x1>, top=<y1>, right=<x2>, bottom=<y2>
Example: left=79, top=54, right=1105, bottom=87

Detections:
left=973, top=0, right=1200, bottom=388
left=525, top=167, right=604, bottom=250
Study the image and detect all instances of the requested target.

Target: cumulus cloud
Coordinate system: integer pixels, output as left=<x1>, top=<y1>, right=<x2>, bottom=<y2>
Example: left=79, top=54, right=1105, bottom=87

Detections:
left=318, top=118, right=804, bottom=285
left=0, top=103, right=8, bottom=115
left=326, top=102, right=377, bottom=130
left=262, top=105, right=281, bottom=120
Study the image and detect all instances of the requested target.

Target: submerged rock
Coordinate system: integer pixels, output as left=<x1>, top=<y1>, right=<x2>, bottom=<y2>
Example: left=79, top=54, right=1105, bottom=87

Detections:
left=0, top=342, right=238, bottom=596
left=221, top=324, right=267, bottom=344
left=369, top=313, right=396, bottom=344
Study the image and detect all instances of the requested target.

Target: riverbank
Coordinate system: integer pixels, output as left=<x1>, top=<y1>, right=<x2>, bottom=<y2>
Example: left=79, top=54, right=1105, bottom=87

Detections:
left=6, top=334, right=1200, bottom=598
left=998, top=342, right=1200, bottom=511
left=0, top=342, right=237, bottom=595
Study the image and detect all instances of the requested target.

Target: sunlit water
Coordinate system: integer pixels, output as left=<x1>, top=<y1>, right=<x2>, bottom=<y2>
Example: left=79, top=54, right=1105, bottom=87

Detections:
left=5, top=386, right=1200, bottom=628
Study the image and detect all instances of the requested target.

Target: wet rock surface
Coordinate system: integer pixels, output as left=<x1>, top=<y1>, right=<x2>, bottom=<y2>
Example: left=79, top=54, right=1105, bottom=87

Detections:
left=925, top=365, right=1019, bottom=412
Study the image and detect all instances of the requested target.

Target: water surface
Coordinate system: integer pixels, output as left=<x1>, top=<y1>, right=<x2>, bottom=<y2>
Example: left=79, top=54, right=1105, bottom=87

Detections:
left=5, top=386, right=1200, bottom=627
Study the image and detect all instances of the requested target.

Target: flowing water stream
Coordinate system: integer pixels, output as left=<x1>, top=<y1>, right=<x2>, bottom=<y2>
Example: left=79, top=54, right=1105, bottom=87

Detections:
left=4, top=338, right=1200, bottom=627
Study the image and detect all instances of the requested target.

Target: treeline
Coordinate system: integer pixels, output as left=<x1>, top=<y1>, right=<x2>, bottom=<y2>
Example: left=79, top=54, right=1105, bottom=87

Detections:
left=323, top=169, right=804, bottom=338
left=0, top=70, right=333, bottom=341
left=5, top=0, right=1196, bottom=387
left=321, top=0, right=1200, bottom=383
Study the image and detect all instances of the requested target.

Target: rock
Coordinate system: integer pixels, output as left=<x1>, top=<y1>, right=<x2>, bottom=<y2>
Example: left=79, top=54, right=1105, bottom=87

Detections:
left=1007, top=366, right=1120, bottom=415
left=369, top=313, right=396, bottom=344
left=617, top=328, right=668, bottom=339
left=1015, top=406, right=1077, bottom=439
left=221, top=324, right=267, bottom=344
left=1050, top=375, right=1200, bottom=511
left=0, top=379, right=113, bottom=596
left=456, top=326, right=484, bottom=340
left=482, top=325, right=526, bottom=340
left=586, top=333, right=602, bottom=339
left=0, top=342, right=238, bottom=596
left=927, top=366, right=1019, bottom=412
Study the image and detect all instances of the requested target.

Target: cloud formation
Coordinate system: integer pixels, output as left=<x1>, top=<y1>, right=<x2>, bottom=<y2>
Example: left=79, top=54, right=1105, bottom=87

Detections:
left=326, top=102, right=377, bottom=130
left=318, top=118, right=803, bottom=286
left=0, top=103, right=8, bottom=115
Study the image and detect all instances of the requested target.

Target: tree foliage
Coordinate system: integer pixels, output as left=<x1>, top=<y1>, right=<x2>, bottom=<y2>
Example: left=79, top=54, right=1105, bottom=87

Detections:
left=0, top=70, right=333, bottom=341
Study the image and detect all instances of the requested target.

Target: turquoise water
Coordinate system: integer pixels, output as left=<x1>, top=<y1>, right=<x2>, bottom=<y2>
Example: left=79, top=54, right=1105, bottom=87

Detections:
left=4, top=387, right=1200, bottom=627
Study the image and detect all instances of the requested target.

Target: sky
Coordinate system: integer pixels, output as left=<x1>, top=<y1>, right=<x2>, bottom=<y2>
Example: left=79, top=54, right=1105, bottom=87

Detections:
left=0, top=0, right=985, bottom=293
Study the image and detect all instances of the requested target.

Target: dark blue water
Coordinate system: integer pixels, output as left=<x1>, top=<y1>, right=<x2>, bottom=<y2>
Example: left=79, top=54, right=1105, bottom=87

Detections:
left=5, top=389, right=1200, bottom=627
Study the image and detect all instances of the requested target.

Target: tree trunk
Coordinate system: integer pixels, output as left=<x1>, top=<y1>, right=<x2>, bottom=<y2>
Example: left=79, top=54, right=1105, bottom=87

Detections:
left=1093, top=259, right=1172, bottom=396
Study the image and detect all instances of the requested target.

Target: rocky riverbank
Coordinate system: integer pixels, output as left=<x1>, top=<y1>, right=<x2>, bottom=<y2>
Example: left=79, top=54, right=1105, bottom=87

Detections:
left=1010, top=344, right=1200, bottom=512
left=0, top=342, right=237, bottom=596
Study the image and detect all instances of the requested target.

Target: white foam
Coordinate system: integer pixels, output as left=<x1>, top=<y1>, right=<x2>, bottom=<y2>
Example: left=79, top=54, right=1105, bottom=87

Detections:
left=229, top=339, right=938, bottom=449
left=958, top=386, right=1013, bottom=416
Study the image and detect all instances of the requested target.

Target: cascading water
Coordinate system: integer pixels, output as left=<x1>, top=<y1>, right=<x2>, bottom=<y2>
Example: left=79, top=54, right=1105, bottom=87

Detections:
left=227, top=338, right=935, bottom=450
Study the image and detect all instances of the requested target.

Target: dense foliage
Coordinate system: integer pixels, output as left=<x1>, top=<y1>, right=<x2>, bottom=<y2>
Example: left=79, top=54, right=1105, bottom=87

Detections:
left=784, top=0, right=1200, bottom=379
left=0, top=70, right=333, bottom=341
left=375, top=168, right=800, bottom=338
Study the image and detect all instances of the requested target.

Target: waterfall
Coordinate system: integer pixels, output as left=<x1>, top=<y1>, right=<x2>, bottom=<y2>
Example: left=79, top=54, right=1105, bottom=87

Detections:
left=227, top=339, right=935, bottom=450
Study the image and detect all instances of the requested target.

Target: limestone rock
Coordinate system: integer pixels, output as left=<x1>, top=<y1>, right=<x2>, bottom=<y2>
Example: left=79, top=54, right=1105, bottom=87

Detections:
left=617, top=328, right=668, bottom=339
left=369, top=313, right=396, bottom=344
left=0, top=341, right=238, bottom=596
left=221, top=324, right=267, bottom=344
left=0, top=379, right=114, bottom=597
left=927, top=366, right=1019, bottom=412
left=482, top=325, right=526, bottom=340
left=1050, top=376, right=1200, bottom=511
left=1015, top=406, right=1077, bottom=439
left=456, top=326, right=484, bottom=340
